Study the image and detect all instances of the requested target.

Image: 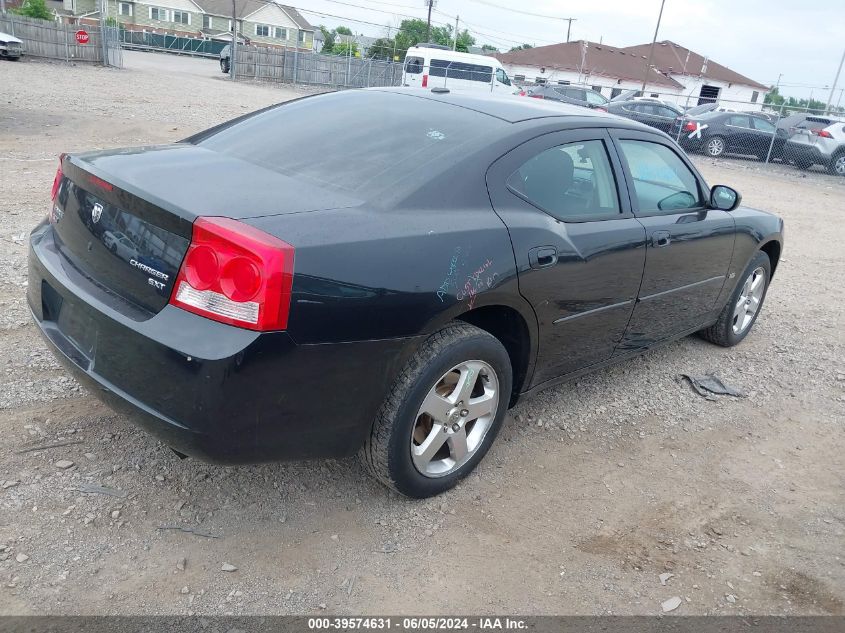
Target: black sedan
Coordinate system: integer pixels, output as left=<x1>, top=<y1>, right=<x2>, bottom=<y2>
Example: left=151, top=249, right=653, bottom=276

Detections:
left=29, top=89, right=783, bottom=498
left=673, top=111, right=778, bottom=159
left=606, top=100, right=684, bottom=133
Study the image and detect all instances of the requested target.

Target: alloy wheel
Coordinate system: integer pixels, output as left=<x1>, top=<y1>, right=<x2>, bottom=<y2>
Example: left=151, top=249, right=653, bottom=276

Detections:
left=732, top=266, right=766, bottom=335
left=707, top=138, right=725, bottom=156
left=411, top=360, right=499, bottom=478
left=834, top=155, right=845, bottom=176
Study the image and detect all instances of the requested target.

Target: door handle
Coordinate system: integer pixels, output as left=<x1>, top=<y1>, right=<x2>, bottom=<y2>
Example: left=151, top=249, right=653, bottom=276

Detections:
left=652, top=231, right=671, bottom=248
left=528, top=246, right=557, bottom=269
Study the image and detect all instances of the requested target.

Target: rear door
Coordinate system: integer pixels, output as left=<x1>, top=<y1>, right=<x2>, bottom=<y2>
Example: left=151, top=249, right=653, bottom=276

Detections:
left=402, top=55, right=425, bottom=88
left=725, top=114, right=754, bottom=153
left=487, top=129, right=646, bottom=385
left=609, top=129, right=735, bottom=350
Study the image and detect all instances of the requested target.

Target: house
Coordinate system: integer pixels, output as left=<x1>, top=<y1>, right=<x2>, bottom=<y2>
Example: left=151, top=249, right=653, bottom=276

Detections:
left=493, top=41, right=685, bottom=99
left=620, top=40, right=769, bottom=108
left=50, top=0, right=313, bottom=51
left=494, top=39, right=768, bottom=109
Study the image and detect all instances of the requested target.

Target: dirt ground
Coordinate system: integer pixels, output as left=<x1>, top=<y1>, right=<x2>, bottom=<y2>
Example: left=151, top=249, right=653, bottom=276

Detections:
left=0, top=52, right=843, bottom=617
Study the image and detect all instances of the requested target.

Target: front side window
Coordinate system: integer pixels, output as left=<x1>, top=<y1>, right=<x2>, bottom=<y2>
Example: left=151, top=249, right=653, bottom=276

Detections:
left=495, top=68, right=511, bottom=86
left=255, top=24, right=270, bottom=37
left=751, top=117, right=775, bottom=133
left=506, top=140, right=620, bottom=221
left=617, top=140, right=701, bottom=213
left=404, top=56, right=423, bottom=74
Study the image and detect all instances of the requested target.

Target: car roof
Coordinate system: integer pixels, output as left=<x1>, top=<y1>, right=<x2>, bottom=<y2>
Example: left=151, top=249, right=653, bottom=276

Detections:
left=370, top=87, right=620, bottom=124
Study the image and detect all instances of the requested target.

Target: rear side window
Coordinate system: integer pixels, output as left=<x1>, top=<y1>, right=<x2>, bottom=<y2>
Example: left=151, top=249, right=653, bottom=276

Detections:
left=585, top=91, right=608, bottom=106
left=195, top=91, right=503, bottom=198
left=430, top=59, right=492, bottom=82
left=404, top=56, right=424, bottom=74
left=727, top=115, right=751, bottom=128
left=506, top=140, right=620, bottom=221
left=751, top=117, right=775, bottom=132
left=617, top=140, right=702, bottom=213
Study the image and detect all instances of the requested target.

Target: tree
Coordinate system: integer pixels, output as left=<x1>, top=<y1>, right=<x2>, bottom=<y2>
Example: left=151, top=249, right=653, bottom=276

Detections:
left=368, top=37, right=397, bottom=61
left=14, top=0, right=53, bottom=20
left=481, top=44, right=499, bottom=53
left=508, top=43, right=533, bottom=52
left=391, top=19, right=475, bottom=58
left=335, top=26, right=353, bottom=36
left=318, top=25, right=335, bottom=53
left=332, top=41, right=358, bottom=57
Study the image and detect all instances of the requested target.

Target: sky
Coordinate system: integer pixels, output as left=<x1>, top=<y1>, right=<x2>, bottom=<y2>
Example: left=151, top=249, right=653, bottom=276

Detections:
left=293, top=0, right=845, bottom=102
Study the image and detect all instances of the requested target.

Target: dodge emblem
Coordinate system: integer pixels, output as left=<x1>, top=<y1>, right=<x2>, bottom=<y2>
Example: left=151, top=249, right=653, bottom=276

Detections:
left=91, top=203, right=103, bottom=224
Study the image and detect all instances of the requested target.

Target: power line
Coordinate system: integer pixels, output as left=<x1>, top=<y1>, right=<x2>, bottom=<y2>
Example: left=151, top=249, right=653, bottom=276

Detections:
left=465, top=0, right=574, bottom=21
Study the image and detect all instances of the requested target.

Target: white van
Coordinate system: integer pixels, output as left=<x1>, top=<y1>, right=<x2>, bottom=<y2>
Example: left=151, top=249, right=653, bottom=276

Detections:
left=401, top=44, right=516, bottom=95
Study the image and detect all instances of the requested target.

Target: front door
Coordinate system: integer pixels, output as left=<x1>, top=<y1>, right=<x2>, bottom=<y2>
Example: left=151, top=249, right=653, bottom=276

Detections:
left=487, top=129, right=646, bottom=386
left=610, top=130, right=736, bottom=351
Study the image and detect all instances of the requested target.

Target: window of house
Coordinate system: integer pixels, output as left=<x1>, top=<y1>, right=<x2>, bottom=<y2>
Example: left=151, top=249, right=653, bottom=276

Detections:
left=751, top=91, right=759, bottom=103
left=172, top=10, right=189, bottom=25
left=535, top=77, right=547, bottom=84
left=202, top=15, right=212, bottom=29
left=255, top=24, right=270, bottom=37
left=118, top=2, right=131, bottom=16
left=228, top=19, right=233, bottom=31
left=149, top=7, right=168, bottom=21
left=507, top=140, right=620, bottom=221
left=298, top=30, right=306, bottom=44
left=513, top=74, right=525, bottom=82
left=274, top=27, right=287, bottom=40
left=617, top=140, right=702, bottom=213
left=556, top=80, right=570, bottom=85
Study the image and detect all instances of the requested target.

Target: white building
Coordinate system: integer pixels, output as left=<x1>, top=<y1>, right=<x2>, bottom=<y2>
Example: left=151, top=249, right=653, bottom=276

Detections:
left=494, top=40, right=768, bottom=110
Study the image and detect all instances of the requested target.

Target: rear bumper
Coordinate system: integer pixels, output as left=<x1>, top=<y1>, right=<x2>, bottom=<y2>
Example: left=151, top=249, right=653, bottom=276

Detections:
left=28, top=223, right=416, bottom=463
left=784, top=142, right=827, bottom=166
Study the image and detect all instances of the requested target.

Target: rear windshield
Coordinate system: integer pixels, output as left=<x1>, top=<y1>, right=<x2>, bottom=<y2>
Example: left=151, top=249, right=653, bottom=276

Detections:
left=686, top=103, right=716, bottom=116
left=194, top=91, right=504, bottom=199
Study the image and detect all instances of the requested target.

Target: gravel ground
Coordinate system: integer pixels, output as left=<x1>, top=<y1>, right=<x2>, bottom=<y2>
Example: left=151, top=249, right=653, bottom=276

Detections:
left=1, top=52, right=844, bottom=617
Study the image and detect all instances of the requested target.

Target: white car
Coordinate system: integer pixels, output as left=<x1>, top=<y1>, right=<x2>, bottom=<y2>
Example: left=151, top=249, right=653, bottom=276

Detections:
left=401, top=44, right=517, bottom=95
left=103, top=231, right=139, bottom=262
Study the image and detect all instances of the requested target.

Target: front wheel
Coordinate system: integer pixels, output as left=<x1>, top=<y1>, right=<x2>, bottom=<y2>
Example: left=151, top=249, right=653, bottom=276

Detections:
left=698, top=251, right=771, bottom=347
left=361, top=322, right=512, bottom=498
left=828, top=153, right=845, bottom=177
left=705, top=136, right=726, bottom=157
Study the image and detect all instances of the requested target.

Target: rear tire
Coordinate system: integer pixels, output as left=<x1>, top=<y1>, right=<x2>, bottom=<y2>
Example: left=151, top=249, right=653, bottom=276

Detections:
left=220, top=58, right=230, bottom=73
left=705, top=136, right=726, bottom=157
left=698, top=251, right=771, bottom=347
left=828, top=152, right=845, bottom=177
left=361, top=322, right=512, bottom=498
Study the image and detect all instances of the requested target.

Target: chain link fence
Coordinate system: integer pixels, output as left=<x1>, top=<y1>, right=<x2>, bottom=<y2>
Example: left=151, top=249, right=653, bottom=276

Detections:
left=232, top=45, right=403, bottom=90
left=0, top=13, right=122, bottom=67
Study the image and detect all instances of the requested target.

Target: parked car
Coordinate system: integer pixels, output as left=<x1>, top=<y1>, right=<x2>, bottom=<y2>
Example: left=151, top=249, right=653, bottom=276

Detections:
left=606, top=100, right=683, bottom=133
left=524, top=84, right=609, bottom=110
left=219, top=44, right=230, bottom=73
left=783, top=117, right=845, bottom=175
left=30, top=89, right=783, bottom=498
left=102, top=230, right=139, bottom=262
left=674, top=111, right=777, bottom=159
left=0, top=32, right=23, bottom=60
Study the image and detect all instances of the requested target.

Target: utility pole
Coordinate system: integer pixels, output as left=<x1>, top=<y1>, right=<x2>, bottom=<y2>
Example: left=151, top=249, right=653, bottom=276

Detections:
left=425, top=0, right=433, bottom=42
left=1, top=0, right=6, bottom=15
left=99, top=0, right=108, bottom=66
left=453, top=15, right=458, bottom=51
left=565, top=18, right=576, bottom=43
left=825, top=48, right=845, bottom=114
left=640, top=0, right=666, bottom=94
left=230, top=0, right=237, bottom=80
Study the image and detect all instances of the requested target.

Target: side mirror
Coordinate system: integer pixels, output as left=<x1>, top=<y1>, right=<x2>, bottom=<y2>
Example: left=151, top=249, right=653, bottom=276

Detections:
left=710, top=185, right=741, bottom=211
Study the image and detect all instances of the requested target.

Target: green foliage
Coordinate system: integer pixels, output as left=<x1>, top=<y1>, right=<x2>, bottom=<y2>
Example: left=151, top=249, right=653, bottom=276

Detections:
left=105, top=16, right=118, bottom=27
left=318, top=25, right=335, bottom=53
left=13, top=0, right=53, bottom=20
left=335, top=26, right=353, bottom=36
left=367, top=37, right=397, bottom=61
left=481, top=44, right=499, bottom=52
left=389, top=19, right=475, bottom=59
left=764, top=86, right=843, bottom=115
left=331, top=41, right=358, bottom=56
left=508, top=43, right=533, bottom=52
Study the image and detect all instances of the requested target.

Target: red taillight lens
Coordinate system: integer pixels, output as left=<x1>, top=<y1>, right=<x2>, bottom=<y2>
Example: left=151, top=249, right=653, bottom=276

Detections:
left=813, top=129, right=833, bottom=138
left=683, top=121, right=697, bottom=132
left=530, top=94, right=544, bottom=99
left=49, top=153, right=66, bottom=224
left=422, top=74, right=428, bottom=88
left=170, top=217, right=295, bottom=331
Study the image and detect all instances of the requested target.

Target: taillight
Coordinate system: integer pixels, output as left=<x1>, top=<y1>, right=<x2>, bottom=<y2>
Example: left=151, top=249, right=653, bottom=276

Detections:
left=170, top=217, right=295, bottom=331
left=422, top=74, right=428, bottom=88
left=530, top=94, right=544, bottom=99
left=595, top=107, right=607, bottom=112
left=49, top=153, right=66, bottom=224
left=683, top=121, right=697, bottom=132
left=813, top=129, right=833, bottom=138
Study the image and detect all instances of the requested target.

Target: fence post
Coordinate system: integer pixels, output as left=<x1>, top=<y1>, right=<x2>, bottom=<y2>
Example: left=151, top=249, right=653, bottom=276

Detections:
left=9, top=13, right=14, bottom=37
left=764, top=111, right=780, bottom=165
left=293, top=47, right=298, bottom=86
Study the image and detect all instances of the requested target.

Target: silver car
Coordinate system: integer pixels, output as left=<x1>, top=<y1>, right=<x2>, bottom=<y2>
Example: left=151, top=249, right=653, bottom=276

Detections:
left=783, top=117, right=845, bottom=176
left=0, top=32, right=23, bottom=60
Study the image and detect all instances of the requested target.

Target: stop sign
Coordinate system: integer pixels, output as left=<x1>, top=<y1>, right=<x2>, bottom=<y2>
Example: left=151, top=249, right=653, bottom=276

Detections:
left=75, top=30, right=89, bottom=44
